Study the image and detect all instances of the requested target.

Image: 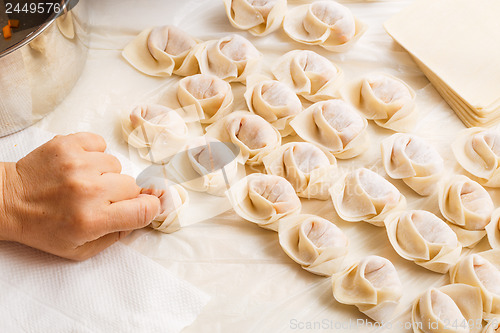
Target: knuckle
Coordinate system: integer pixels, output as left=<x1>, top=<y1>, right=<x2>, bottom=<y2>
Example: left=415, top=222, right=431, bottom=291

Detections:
left=66, top=178, right=102, bottom=196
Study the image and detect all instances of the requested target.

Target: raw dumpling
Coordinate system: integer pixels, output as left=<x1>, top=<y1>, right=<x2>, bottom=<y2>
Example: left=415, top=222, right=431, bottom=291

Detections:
left=244, top=74, right=302, bottom=136
left=348, top=73, right=417, bottom=132
left=122, top=105, right=189, bottom=163
left=223, top=0, right=287, bottom=36
left=283, top=1, right=367, bottom=52
left=450, top=250, right=500, bottom=319
left=164, top=136, right=240, bottom=196
left=381, top=133, right=444, bottom=196
left=141, top=182, right=189, bottom=234
left=332, top=256, right=402, bottom=322
left=177, top=74, right=233, bottom=124
left=262, top=142, right=337, bottom=200
left=438, top=175, right=493, bottom=247
left=290, top=99, right=369, bottom=159
left=384, top=210, right=462, bottom=273
left=482, top=320, right=500, bottom=333
left=122, top=25, right=200, bottom=77
left=226, top=173, right=301, bottom=231
left=330, top=168, right=406, bottom=226
left=412, top=284, right=483, bottom=333
left=205, top=111, right=281, bottom=165
left=452, top=127, right=500, bottom=187
left=272, top=50, right=343, bottom=102
left=278, top=214, right=348, bottom=276
left=195, top=34, right=262, bottom=83
left=486, top=209, right=500, bottom=249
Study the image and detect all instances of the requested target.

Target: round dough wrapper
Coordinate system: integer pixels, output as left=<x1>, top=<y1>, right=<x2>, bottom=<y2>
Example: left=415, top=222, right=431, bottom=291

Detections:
left=226, top=173, right=301, bottom=231
left=412, top=284, right=483, bottom=333
left=452, top=127, right=500, bottom=188
left=223, top=0, right=287, bottom=36
left=384, top=210, right=462, bottom=274
left=283, top=1, right=367, bottom=52
left=205, top=111, right=282, bottom=166
left=381, top=133, right=444, bottom=196
left=262, top=142, right=337, bottom=200
left=178, top=74, right=234, bottom=124
left=330, top=168, right=406, bottom=226
left=272, top=49, right=344, bottom=102
left=278, top=214, right=348, bottom=276
left=122, top=25, right=201, bottom=77
left=332, top=255, right=402, bottom=322
left=450, top=250, right=500, bottom=319
left=290, top=99, right=369, bottom=159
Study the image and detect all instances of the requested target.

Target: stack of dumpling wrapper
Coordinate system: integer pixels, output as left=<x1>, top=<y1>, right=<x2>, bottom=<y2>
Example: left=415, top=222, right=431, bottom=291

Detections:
left=384, top=0, right=500, bottom=127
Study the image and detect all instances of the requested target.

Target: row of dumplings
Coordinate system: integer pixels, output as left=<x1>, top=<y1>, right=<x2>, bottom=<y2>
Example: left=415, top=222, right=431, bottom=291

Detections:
left=224, top=0, right=367, bottom=52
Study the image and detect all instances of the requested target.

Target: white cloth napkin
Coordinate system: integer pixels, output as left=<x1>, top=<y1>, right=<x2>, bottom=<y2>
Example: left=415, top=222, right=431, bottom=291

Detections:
left=0, top=126, right=210, bottom=332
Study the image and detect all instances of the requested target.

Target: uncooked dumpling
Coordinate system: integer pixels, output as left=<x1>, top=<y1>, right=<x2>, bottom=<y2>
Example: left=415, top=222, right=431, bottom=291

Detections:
left=122, top=105, right=189, bottom=163
left=452, top=127, right=500, bottom=187
left=348, top=73, right=417, bottom=132
left=205, top=111, right=281, bottom=165
left=164, top=136, right=240, bottom=196
left=332, top=256, right=402, bottom=322
left=177, top=74, right=233, bottom=124
left=450, top=250, right=500, bottom=319
left=381, top=133, right=444, bottom=196
left=486, top=209, right=500, bottom=250
left=226, top=173, right=301, bottom=231
left=283, top=0, right=367, bottom=52
left=262, top=142, right=337, bottom=200
left=384, top=210, right=461, bottom=273
left=290, top=99, right=369, bottom=159
left=195, top=34, right=262, bottom=83
left=122, top=25, right=200, bottom=77
left=272, top=50, right=343, bottom=102
left=438, top=175, right=493, bottom=247
left=331, top=168, right=406, bottom=226
left=244, top=74, right=302, bottom=135
left=278, top=214, right=348, bottom=276
left=141, top=182, right=189, bottom=234
left=412, top=284, right=483, bottom=333
left=223, top=0, right=287, bottom=36
left=482, top=321, right=500, bottom=333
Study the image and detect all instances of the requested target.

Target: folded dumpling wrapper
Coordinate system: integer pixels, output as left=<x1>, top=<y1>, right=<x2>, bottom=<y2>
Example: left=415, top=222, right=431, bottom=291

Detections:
left=263, top=142, right=337, bottom=200
left=272, top=50, right=344, bottom=102
left=450, top=250, right=500, bottom=320
left=164, top=136, right=241, bottom=197
left=244, top=74, right=302, bottom=136
left=330, top=168, right=406, bottom=227
left=121, top=104, right=190, bottom=164
left=381, top=133, right=444, bottom=196
left=177, top=74, right=234, bottom=124
left=283, top=0, right=367, bottom=52
left=481, top=320, right=500, bottom=333
left=223, top=0, right=287, bottom=36
left=346, top=73, right=417, bottom=132
left=452, top=127, right=500, bottom=188
left=122, top=25, right=201, bottom=77
left=332, top=256, right=402, bottom=322
left=290, top=99, right=369, bottom=159
left=412, top=284, right=483, bottom=333
left=226, top=173, right=301, bottom=231
left=486, top=209, right=500, bottom=250
left=384, top=210, right=462, bottom=274
left=438, top=175, right=493, bottom=248
left=195, top=34, right=262, bottom=84
left=278, top=214, right=348, bottom=276
left=205, top=111, right=282, bottom=166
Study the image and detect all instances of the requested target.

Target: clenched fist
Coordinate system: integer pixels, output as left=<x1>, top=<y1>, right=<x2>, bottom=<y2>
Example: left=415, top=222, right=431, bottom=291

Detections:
left=0, top=133, right=161, bottom=260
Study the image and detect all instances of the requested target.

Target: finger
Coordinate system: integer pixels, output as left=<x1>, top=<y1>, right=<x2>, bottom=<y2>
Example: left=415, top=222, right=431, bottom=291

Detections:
left=100, top=173, right=141, bottom=203
left=104, top=194, right=161, bottom=232
left=68, top=132, right=107, bottom=152
left=86, top=152, right=122, bottom=174
left=71, top=231, right=132, bottom=261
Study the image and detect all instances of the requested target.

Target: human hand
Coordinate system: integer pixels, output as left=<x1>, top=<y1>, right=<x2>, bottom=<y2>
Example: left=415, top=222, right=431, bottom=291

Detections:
left=0, top=133, right=161, bottom=260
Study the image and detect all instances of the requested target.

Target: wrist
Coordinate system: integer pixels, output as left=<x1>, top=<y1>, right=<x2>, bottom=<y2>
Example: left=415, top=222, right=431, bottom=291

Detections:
left=0, top=162, right=21, bottom=242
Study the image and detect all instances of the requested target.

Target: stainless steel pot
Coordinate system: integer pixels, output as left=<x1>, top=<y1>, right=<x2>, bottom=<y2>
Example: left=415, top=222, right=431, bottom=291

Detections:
left=0, top=0, right=89, bottom=137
